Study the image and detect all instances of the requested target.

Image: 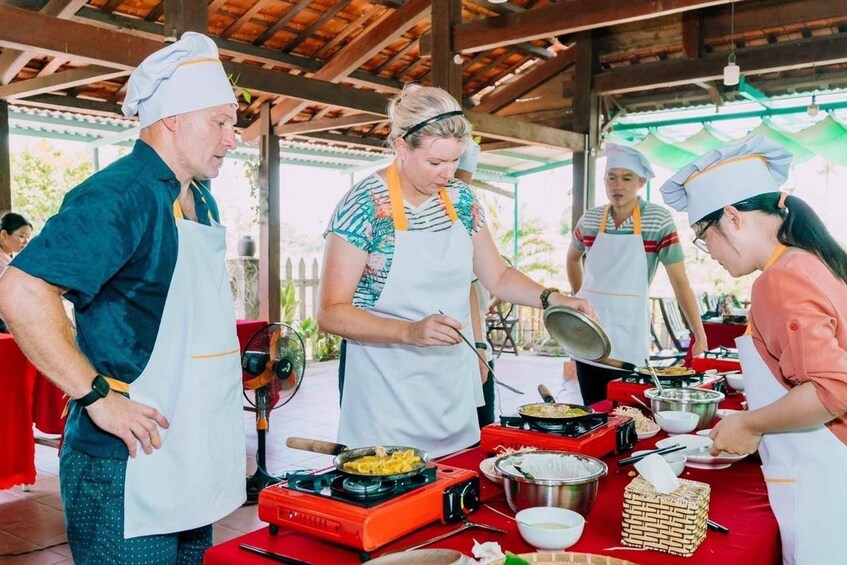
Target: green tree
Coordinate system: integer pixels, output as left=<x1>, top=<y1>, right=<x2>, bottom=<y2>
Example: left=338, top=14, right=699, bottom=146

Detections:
left=11, top=141, right=91, bottom=229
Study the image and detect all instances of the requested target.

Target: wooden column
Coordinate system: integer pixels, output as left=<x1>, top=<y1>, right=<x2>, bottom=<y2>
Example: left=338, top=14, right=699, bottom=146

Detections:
left=164, top=0, right=208, bottom=38
left=258, top=102, right=280, bottom=323
left=571, top=32, right=600, bottom=228
left=0, top=101, right=10, bottom=214
left=430, top=0, right=463, bottom=100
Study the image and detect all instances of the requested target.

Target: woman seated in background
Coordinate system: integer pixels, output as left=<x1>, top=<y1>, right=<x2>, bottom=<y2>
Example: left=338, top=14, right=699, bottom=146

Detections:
left=0, top=212, right=33, bottom=333
left=661, top=134, right=847, bottom=564
left=0, top=212, right=33, bottom=273
left=317, top=83, right=595, bottom=458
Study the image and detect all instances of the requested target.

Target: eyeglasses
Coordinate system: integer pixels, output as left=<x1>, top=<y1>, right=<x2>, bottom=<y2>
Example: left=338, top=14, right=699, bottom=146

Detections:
left=692, top=224, right=712, bottom=253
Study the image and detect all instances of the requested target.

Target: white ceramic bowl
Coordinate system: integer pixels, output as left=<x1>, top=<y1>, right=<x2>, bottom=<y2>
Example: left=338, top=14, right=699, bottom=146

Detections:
left=515, top=506, right=585, bottom=550
left=479, top=457, right=502, bottom=483
left=655, top=410, right=700, bottom=435
left=631, top=450, right=686, bottom=477
left=655, top=434, right=713, bottom=454
left=725, top=373, right=744, bottom=391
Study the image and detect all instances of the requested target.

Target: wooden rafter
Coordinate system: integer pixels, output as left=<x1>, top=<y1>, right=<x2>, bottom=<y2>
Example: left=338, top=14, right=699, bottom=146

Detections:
left=0, top=65, right=129, bottom=99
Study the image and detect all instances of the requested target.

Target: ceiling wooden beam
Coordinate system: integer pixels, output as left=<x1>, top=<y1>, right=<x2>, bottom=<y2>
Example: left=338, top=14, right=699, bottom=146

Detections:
left=465, top=109, right=583, bottom=151
left=594, top=34, right=847, bottom=95
left=274, top=112, right=385, bottom=135
left=701, top=0, right=847, bottom=38
left=0, top=65, right=129, bottom=99
left=239, top=0, right=431, bottom=143
left=451, top=0, right=741, bottom=54
left=0, top=0, right=89, bottom=84
left=473, top=48, right=575, bottom=114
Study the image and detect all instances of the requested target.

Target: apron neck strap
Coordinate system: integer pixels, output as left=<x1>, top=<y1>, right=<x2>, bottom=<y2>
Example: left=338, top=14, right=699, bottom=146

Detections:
left=173, top=180, right=214, bottom=223
left=385, top=161, right=458, bottom=232
left=745, top=244, right=788, bottom=335
left=599, top=202, right=641, bottom=235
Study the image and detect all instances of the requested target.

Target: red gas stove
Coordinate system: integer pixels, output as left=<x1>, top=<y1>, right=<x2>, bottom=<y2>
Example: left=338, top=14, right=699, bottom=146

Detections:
left=257, top=464, right=480, bottom=558
left=606, top=370, right=727, bottom=407
left=479, top=413, right=636, bottom=459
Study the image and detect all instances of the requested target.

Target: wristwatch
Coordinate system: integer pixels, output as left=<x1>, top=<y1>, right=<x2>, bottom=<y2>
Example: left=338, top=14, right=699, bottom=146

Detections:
left=540, top=287, right=561, bottom=310
left=475, top=341, right=488, bottom=350
left=77, top=374, right=111, bottom=407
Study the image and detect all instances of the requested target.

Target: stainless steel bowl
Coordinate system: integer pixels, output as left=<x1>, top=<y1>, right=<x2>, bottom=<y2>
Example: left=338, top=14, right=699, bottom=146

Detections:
left=493, top=451, right=607, bottom=516
left=644, top=387, right=725, bottom=430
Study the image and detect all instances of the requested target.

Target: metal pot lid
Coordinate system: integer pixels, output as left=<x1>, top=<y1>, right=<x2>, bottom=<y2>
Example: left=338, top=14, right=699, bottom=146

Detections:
left=543, top=306, right=611, bottom=361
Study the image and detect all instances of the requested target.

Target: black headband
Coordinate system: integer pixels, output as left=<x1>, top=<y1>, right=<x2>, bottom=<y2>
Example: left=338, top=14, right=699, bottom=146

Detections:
left=401, top=110, right=464, bottom=140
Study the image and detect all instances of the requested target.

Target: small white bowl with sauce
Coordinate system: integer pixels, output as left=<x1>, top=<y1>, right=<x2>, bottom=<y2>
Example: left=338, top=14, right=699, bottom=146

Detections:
left=515, top=506, right=585, bottom=550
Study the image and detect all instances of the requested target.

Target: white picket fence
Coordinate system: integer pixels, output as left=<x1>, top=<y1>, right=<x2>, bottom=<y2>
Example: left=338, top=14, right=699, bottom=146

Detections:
left=282, top=257, right=320, bottom=321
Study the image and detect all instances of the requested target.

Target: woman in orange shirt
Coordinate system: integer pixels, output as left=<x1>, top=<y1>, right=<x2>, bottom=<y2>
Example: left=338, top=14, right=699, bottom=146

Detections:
left=661, top=135, right=847, bottom=564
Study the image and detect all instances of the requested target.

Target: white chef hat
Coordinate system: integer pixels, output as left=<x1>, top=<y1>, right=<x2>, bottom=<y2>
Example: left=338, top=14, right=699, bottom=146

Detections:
left=121, top=32, right=237, bottom=128
left=458, top=139, right=480, bottom=176
left=660, top=134, right=792, bottom=225
left=604, top=144, right=655, bottom=179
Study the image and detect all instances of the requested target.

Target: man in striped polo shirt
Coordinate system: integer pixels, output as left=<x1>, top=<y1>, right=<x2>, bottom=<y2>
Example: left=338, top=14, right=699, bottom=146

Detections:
left=566, top=144, right=707, bottom=405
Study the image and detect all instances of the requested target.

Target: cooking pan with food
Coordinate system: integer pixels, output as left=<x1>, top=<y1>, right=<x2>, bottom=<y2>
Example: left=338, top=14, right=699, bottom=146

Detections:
left=516, top=384, right=598, bottom=426
left=637, top=365, right=697, bottom=379
left=286, top=437, right=430, bottom=480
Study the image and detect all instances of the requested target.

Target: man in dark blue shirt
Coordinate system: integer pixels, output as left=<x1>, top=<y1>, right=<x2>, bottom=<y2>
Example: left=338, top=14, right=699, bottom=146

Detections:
left=0, top=32, right=244, bottom=564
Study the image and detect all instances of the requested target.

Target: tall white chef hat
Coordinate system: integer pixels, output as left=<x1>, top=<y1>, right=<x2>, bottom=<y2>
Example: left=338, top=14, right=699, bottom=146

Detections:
left=660, top=134, right=792, bottom=225
left=121, top=32, right=237, bottom=128
left=604, top=144, right=655, bottom=179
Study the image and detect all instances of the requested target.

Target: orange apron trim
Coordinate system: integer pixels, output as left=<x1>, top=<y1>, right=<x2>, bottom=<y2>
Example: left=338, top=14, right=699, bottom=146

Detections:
left=385, top=161, right=458, bottom=232
left=745, top=244, right=787, bottom=336
left=764, top=477, right=796, bottom=484
left=599, top=202, right=642, bottom=235
left=190, top=347, right=240, bottom=360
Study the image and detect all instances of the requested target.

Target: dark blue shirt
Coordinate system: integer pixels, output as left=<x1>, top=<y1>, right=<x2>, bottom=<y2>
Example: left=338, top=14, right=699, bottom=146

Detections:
left=12, top=140, right=220, bottom=459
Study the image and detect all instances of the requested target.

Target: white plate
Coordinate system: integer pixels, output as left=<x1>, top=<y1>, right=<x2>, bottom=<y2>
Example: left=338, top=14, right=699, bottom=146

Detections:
left=636, top=423, right=660, bottom=440
left=717, top=409, right=741, bottom=419
left=655, top=434, right=712, bottom=454
left=696, top=429, right=713, bottom=437
left=685, top=445, right=748, bottom=467
left=479, top=457, right=503, bottom=483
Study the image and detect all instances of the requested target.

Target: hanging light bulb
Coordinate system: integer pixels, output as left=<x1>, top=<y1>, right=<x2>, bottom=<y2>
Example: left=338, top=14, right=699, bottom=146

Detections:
left=723, top=52, right=740, bottom=86
left=723, top=1, right=740, bottom=86
left=807, top=94, right=820, bottom=117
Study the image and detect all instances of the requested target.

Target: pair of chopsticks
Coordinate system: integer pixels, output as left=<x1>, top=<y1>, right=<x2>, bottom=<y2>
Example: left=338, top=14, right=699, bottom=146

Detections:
left=617, top=444, right=686, bottom=466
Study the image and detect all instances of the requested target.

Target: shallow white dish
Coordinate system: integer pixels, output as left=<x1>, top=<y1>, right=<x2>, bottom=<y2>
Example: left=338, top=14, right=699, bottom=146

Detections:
left=716, top=408, right=741, bottom=419
left=636, top=421, right=660, bottom=440
left=655, top=410, right=699, bottom=435
left=684, top=445, right=748, bottom=470
left=479, top=457, right=502, bottom=483
left=725, top=373, right=744, bottom=391
left=696, top=429, right=713, bottom=437
left=655, top=434, right=712, bottom=455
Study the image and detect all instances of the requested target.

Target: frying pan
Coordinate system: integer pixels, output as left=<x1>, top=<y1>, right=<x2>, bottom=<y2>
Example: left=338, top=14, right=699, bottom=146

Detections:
left=516, top=384, right=598, bottom=426
left=543, top=306, right=637, bottom=372
left=637, top=366, right=698, bottom=380
left=286, top=437, right=430, bottom=481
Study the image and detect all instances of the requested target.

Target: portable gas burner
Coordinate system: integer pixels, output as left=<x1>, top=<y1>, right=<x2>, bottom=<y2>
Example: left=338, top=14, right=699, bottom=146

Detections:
left=479, top=413, right=636, bottom=459
left=257, top=464, right=480, bottom=557
left=606, top=370, right=727, bottom=406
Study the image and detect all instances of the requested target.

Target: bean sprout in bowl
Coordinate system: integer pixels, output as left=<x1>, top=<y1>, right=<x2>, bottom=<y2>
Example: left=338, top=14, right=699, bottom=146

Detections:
left=494, top=451, right=607, bottom=515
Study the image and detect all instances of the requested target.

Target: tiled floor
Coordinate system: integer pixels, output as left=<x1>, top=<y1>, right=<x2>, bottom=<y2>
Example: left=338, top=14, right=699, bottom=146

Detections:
left=0, top=352, right=579, bottom=564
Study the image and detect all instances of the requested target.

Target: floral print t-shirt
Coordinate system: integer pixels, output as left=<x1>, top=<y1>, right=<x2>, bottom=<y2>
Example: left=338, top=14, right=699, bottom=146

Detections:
left=324, top=172, right=486, bottom=308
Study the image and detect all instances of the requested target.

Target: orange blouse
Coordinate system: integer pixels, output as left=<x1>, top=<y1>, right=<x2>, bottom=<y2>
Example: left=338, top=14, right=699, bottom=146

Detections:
left=750, top=249, right=847, bottom=446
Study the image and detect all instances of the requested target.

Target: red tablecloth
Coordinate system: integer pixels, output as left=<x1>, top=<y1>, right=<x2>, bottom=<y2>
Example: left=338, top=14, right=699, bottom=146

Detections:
left=686, top=321, right=747, bottom=366
left=0, top=320, right=266, bottom=490
left=204, top=396, right=780, bottom=564
left=0, top=334, right=38, bottom=489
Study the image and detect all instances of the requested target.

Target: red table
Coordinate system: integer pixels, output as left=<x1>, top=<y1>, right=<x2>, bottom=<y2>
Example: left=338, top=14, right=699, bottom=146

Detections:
left=204, top=397, right=780, bottom=564
left=686, top=320, right=747, bottom=366
left=0, top=320, right=267, bottom=490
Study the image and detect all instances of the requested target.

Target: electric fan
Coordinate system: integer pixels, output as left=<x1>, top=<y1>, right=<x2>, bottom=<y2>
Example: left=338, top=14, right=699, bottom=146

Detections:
left=241, top=322, right=306, bottom=504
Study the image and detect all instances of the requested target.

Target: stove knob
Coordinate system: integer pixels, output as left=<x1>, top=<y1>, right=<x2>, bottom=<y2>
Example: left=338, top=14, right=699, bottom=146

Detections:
left=458, top=479, right=480, bottom=516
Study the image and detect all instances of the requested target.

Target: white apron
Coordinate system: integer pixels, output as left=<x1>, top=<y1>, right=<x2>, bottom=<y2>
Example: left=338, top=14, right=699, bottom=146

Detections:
left=337, top=163, right=480, bottom=458
left=738, top=247, right=847, bottom=564
left=122, top=203, right=246, bottom=538
left=576, top=204, right=650, bottom=367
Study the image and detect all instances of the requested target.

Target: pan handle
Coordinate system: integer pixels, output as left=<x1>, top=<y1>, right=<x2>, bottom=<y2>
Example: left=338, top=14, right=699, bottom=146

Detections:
left=537, top=384, right=556, bottom=404
left=286, top=437, right=347, bottom=456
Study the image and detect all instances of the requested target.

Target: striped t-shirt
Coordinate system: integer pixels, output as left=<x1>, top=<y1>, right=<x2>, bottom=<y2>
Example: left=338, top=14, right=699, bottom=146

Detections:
left=572, top=197, right=683, bottom=283
left=325, top=173, right=485, bottom=308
